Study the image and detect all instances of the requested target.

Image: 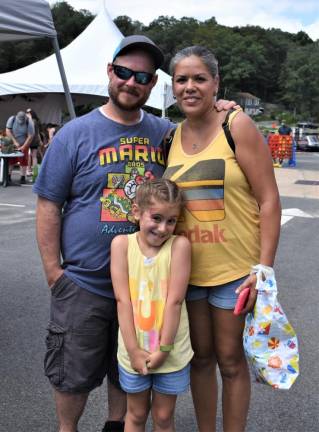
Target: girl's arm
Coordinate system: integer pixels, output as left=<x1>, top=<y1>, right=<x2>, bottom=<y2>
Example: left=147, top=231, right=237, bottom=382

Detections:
left=230, top=112, right=281, bottom=312
left=147, top=236, right=191, bottom=370
left=110, top=235, right=149, bottom=375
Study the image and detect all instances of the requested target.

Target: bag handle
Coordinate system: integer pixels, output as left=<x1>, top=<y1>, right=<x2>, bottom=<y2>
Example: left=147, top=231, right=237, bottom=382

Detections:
left=251, top=264, right=275, bottom=291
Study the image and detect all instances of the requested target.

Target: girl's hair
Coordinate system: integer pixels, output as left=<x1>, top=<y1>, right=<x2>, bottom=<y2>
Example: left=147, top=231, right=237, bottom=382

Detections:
left=169, top=45, right=218, bottom=78
left=135, top=178, right=184, bottom=210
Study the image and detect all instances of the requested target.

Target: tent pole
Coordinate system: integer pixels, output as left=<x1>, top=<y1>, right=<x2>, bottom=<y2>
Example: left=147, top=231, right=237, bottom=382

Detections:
left=52, top=36, right=76, bottom=120
left=162, top=82, right=167, bottom=118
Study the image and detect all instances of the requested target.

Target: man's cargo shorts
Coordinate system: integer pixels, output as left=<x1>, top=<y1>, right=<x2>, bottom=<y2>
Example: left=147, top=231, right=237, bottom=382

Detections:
left=44, top=273, right=120, bottom=393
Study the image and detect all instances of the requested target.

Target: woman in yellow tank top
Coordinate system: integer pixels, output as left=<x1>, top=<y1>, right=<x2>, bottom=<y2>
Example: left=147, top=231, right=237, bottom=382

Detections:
left=164, top=46, right=281, bottom=431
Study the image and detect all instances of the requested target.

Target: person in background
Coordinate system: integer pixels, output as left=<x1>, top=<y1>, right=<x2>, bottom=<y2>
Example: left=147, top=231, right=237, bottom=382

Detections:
left=164, top=45, right=281, bottom=432
left=111, top=178, right=192, bottom=432
left=33, top=34, right=236, bottom=432
left=278, top=121, right=292, bottom=136
left=275, top=121, right=292, bottom=166
left=26, top=108, right=43, bottom=180
left=6, top=110, right=34, bottom=184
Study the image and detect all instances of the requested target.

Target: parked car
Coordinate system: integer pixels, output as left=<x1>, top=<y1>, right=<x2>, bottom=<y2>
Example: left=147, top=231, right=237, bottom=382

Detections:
left=296, top=135, right=319, bottom=151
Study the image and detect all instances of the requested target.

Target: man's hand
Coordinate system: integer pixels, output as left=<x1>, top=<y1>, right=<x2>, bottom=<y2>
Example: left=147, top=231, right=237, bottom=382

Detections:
left=48, top=267, right=64, bottom=289
left=215, top=99, right=240, bottom=112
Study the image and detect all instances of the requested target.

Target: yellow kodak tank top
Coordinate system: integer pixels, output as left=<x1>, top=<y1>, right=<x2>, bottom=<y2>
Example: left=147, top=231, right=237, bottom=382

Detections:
left=164, top=110, right=260, bottom=286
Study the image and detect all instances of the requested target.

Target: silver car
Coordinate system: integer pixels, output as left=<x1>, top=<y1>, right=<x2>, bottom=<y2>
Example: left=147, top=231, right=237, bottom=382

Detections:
left=296, top=135, right=319, bottom=151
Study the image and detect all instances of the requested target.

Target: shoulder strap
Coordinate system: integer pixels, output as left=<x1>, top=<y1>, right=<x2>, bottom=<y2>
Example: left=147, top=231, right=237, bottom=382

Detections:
left=222, top=109, right=236, bottom=153
left=10, top=116, right=29, bottom=128
left=162, top=128, right=176, bottom=166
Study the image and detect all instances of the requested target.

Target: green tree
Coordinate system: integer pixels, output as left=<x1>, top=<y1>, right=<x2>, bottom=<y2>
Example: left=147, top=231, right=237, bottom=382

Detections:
left=114, top=15, right=144, bottom=36
left=51, top=1, right=94, bottom=48
left=0, top=1, right=94, bottom=73
left=279, top=43, right=319, bottom=120
left=144, top=16, right=200, bottom=71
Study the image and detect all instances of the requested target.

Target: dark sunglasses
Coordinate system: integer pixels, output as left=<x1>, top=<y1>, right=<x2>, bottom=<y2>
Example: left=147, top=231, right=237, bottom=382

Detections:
left=112, top=64, right=154, bottom=85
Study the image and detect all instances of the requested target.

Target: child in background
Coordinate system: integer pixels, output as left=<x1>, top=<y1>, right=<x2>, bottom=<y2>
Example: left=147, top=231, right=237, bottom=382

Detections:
left=111, top=178, right=193, bottom=432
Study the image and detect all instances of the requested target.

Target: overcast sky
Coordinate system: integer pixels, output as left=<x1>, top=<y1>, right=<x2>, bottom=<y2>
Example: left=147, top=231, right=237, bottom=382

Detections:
left=50, top=0, right=319, bottom=41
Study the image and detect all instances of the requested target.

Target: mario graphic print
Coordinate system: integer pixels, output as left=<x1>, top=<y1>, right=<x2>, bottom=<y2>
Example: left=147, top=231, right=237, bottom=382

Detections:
left=99, top=136, right=161, bottom=224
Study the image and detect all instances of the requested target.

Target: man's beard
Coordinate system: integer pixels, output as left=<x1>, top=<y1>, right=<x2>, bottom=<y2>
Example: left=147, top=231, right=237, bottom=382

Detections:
left=108, top=83, right=150, bottom=112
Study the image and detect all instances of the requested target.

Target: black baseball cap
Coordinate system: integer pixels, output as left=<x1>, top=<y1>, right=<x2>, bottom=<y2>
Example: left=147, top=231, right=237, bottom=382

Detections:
left=112, top=35, right=164, bottom=70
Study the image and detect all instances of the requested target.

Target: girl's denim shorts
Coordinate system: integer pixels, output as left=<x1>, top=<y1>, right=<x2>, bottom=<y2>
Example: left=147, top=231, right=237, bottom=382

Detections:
left=118, top=363, right=190, bottom=395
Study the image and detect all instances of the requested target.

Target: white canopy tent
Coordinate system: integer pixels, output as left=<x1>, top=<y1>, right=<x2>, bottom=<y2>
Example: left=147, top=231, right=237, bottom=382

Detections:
left=0, top=0, right=174, bottom=128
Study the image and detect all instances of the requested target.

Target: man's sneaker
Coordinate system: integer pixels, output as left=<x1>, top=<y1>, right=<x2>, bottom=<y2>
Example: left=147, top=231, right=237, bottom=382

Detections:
left=102, top=420, right=125, bottom=431
left=20, top=176, right=26, bottom=184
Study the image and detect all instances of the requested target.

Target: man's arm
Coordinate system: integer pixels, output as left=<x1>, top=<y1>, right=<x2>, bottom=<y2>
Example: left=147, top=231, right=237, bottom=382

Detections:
left=36, top=196, right=64, bottom=287
left=20, top=132, right=34, bottom=152
left=5, top=128, right=19, bottom=148
left=20, top=121, right=35, bottom=152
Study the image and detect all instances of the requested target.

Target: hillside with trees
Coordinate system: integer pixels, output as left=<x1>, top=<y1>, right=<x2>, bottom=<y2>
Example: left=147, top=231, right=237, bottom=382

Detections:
left=1, top=1, right=318, bottom=121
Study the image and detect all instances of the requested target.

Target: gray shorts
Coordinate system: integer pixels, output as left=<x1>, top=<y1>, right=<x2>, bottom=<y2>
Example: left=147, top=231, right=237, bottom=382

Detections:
left=44, top=273, right=120, bottom=393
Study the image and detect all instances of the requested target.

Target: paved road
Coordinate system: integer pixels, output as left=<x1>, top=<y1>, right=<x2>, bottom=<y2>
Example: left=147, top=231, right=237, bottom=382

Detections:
left=0, top=153, right=318, bottom=431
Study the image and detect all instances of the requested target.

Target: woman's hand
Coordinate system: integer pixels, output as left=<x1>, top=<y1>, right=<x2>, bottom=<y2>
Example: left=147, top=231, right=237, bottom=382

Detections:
left=235, top=273, right=258, bottom=315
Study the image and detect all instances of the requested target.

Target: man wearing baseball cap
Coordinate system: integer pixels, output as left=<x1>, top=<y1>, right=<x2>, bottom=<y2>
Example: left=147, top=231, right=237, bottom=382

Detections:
left=6, top=110, right=34, bottom=184
left=33, top=35, right=235, bottom=432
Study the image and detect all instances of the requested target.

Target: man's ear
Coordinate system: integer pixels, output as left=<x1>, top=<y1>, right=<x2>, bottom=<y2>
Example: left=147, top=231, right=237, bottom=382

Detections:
left=150, top=73, right=158, bottom=89
left=107, top=63, right=113, bottom=78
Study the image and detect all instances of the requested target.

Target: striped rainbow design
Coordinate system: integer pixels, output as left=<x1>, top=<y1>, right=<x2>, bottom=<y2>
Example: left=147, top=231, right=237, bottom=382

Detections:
left=166, top=159, right=226, bottom=222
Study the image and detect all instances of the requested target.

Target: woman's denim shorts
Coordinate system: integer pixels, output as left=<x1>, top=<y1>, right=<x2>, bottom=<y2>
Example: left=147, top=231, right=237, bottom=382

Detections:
left=186, top=275, right=249, bottom=309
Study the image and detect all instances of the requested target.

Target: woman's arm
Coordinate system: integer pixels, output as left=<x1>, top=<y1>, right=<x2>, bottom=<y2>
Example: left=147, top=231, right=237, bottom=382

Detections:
left=232, top=112, right=281, bottom=266
left=230, top=113, right=281, bottom=313
left=147, top=236, right=191, bottom=369
left=110, top=235, right=149, bottom=375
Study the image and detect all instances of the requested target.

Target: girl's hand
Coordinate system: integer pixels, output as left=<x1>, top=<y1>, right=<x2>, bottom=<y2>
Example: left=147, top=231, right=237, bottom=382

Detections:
left=146, top=351, right=169, bottom=371
left=129, top=348, right=150, bottom=375
left=235, top=273, right=257, bottom=315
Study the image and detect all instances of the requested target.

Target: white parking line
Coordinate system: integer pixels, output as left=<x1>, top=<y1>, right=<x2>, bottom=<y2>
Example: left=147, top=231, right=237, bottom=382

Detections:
left=281, top=208, right=315, bottom=226
left=0, top=217, right=35, bottom=225
left=0, top=203, right=25, bottom=208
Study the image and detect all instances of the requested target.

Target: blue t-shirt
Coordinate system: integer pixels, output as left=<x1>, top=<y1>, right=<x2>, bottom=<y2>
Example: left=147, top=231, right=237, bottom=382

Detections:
left=6, top=116, right=34, bottom=145
left=33, top=108, right=172, bottom=297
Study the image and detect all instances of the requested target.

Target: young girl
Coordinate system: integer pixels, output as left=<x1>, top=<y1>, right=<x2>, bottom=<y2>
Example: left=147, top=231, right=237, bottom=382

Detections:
left=111, top=178, right=193, bottom=432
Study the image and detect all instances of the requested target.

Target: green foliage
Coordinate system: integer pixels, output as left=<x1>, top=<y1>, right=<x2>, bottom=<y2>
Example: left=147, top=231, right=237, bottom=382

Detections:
left=114, top=16, right=144, bottom=36
left=279, top=43, right=319, bottom=121
left=0, top=1, right=94, bottom=73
